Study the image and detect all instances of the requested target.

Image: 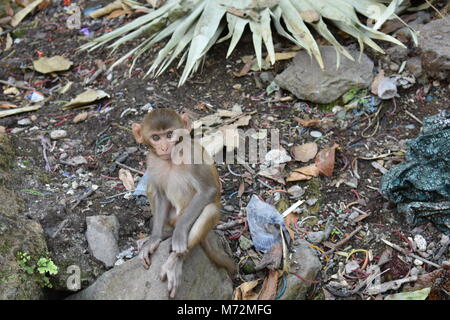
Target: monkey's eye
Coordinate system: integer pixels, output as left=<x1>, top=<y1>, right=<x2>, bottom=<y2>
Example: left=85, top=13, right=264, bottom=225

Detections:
left=166, top=131, right=173, bottom=139
left=151, top=135, right=160, bottom=141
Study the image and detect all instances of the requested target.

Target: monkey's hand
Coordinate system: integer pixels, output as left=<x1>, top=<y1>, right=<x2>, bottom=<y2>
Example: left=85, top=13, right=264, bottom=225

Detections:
left=137, top=236, right=162, bottom=269
left=171, top=228, right=188, bottom=255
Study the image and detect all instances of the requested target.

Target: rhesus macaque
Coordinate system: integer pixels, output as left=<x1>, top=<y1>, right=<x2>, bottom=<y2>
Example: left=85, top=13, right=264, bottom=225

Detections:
left=132, top=108, right=236, bottom=298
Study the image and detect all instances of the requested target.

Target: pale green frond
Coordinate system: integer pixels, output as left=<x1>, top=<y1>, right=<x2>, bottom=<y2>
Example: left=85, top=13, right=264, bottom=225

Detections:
left=225, top=16, right=249, bottom=58
left=249, top=20, right=263, bottom=69
left=279, top=0, right=323, bottom=68
left=260, top=8, right=275, bottom=65
left=270, top=7, right=305, bottom=48
left=179, top=0, right=227, bottom=85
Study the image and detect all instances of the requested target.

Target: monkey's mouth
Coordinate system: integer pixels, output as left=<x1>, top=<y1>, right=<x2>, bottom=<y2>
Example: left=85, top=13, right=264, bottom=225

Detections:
left=159, top=154, right=172, bottom=160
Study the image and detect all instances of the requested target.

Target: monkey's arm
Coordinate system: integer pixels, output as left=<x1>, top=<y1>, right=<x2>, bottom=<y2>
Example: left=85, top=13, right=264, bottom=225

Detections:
left=139, top=189, right=171, bottom=268
left=171, top=186, right=217, bottom=255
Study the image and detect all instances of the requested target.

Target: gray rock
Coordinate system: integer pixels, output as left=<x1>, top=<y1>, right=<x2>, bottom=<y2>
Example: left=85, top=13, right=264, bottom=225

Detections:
left=50, top=129, right=67, bottom=140
left=67, top=235, right=233, bottom=300
left=85, top=215, right=120, bottom=267
left=275, top=46, right=374, bottom=104
left=418, top=19, right=450, bottom=80
left=279, top=239, right=321, bottom=300
left=406, top=56, right=423, bottom=78
left=385, top=45, right=409, bottom=63
left=259, top=71, right=274, bottom=84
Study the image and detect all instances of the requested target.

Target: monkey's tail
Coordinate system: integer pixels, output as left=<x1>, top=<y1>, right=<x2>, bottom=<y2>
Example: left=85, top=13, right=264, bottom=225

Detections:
left=202, top=232, right=237, bottom=276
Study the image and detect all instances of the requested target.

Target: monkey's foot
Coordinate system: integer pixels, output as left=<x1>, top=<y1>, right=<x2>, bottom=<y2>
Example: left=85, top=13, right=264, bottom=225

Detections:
left=138, top=237, right=162, bottom=269
left=160, top=252, right=183, bottom=299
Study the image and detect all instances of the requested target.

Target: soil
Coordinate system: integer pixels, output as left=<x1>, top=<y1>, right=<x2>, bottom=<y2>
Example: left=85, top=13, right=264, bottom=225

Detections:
left=0, top=1, right=448, bottom=299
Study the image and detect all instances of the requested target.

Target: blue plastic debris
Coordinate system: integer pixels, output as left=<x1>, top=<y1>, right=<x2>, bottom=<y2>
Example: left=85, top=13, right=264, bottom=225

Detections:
left=246, top=195, right=288, bottom=252
left=132, top=172, right=151, bottom=197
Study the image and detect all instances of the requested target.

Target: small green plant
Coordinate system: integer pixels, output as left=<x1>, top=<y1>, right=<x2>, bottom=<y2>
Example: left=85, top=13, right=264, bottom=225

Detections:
left=16, top=251, right=59, bottom=288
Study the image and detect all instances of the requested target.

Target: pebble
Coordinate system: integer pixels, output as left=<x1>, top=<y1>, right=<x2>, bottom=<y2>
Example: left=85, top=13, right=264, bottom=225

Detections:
left=50, top=129, right=68, bottom=140
left=224, top=205, right=234, bottom=212
left=30, top=115, right=38, bottom=121
left=414, top=234, right=427, bottom=251
left=306, top=198, right=318, bottom=206
left=17, top=118, right=32, bottom=126
left=10, top=127, right=26, bottom=134
left=310, top=131, right=322, bottom=138
left=389, top=62, right=399, bottom=71
left=73, top=112, right=88, bottom=123
left=414, top=258, right=423, bottom=266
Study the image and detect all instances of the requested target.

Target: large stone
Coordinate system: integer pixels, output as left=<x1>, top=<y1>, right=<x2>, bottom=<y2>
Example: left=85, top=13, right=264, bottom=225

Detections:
left=275, top=46, right=374, bottom=104
left=85, top=215, right=120, bottom=268
left=279, top=239, right=321, bottom=300
left=418, top=19, right=450, bottom=80
left=67, top=235, right=233, bottom=300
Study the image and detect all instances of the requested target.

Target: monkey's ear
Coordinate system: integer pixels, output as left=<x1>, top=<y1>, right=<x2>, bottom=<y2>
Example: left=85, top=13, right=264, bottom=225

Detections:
left=132, top=123, right=144, bottom=144
left=181, top=113, right=191, bottom=130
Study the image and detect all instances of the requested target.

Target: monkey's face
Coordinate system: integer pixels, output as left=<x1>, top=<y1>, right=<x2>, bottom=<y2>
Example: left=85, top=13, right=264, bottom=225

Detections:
left=149, top=130, right=177, bottom=160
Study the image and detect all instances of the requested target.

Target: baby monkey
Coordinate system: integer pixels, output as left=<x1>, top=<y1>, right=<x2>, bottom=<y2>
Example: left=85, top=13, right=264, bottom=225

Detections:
left=132, top=108, right=236, bottom=298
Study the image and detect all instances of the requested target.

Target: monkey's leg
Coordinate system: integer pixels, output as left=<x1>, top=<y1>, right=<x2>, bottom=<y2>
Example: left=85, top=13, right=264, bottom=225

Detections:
left=160, top=203, right=219, bottom=298
left=160, top=252, right=183, bottom=299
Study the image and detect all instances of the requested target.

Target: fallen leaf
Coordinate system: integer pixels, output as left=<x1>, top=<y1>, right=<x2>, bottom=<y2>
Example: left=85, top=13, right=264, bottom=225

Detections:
left=11, top=0, right=44, bottom=27
left=264, top=51, right=297, bottom=63
left=292, top=142, right=318, bottom=162
left=73, top=112, right=88, bottom=123
left=33, top=56, right=73, bottom=74
left=258, top=164, right=285, bottom=185
left=237, top=181, right=245, bottom=198
left=106, top=9, right=131, bottom=19
left=315, top=144, right=339, bottom=177
left=284, top=212, right=298, bottom=240
left=118, top=169, right=135, bottom=191
left=63, top=89, right=110, bottom=110
left=258, top=269, right=279, bottom=300
left=0, top=103, right=18, bottom=109
left=371, top=70, right=385, bottom=95
left=293, top=116, right=321, bottom=127
left=294, top=164, right=320, bottom=177
left=233, top=280, right=261, bottom=300
left=233, top=59, right=253, bottom=77
left=286, top=171, right=312, bottom=182
left=0, top=105, right=41, bottom=118
left=5, top=33, right=12, bottom=50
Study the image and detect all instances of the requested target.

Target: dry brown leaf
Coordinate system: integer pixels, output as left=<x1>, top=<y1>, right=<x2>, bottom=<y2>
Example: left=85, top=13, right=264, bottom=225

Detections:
left=258, top=270, right=279, bottom=300
left=0, top=103, right=18, bottom=109
left=233, top=280, right=261, bottom=300
left=287, top=171, right=312, bottom=182
left=118, top=168, right=135, bottom=191
left=264, top=51, right=297, bottom=63
left=258, top=165, right=285, bottom=185
left=292, top=142, right=318, bottom=162
left=315, top=144, right=339, bottom=177
left=294, top=164, right=320, bottom=177
left=33, top=56, right=73, bottom=74
left=371, top=69, right=385, bottom=95
left=237, top=181, right=245, bottom=198
left=233, top=59, right=253, bottom=77
left=293, top=116, right=321, bottom=127
left=284, top=212, right=298, bottom=240
left=106, top=9, right=131, bottom=19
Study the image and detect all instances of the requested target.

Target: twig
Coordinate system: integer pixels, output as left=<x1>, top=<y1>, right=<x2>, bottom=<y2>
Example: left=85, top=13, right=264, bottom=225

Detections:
left=216, top=218, right=246, bottom=231
left=381, top=238, right=441, bottom=269
left=115, top=161, right=145, bottom=175
left=70, top=188, right=95, bottom=210
left=405, top=110, right=423, bottom=125
left=324, top=225, right=363, bottom=256
left=365, top=275, right=418, bottom=295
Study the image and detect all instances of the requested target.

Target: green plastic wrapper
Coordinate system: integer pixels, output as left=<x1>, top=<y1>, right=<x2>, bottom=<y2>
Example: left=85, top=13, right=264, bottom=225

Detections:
left=380, top=110, right=450, bottom=235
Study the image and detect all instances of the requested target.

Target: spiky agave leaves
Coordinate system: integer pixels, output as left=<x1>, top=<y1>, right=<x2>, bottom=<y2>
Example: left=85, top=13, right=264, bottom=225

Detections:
left=80, top=0, right=416, bottom=86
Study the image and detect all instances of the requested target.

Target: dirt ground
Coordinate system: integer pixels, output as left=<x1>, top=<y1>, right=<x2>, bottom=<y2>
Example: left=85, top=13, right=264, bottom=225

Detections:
left=1, top=1, right=449, bottom=299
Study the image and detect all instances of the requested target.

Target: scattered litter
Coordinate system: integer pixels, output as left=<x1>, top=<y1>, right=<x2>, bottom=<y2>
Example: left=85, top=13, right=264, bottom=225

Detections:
left=50, top=129, right=68, bottom=140
left=25, top=90, right=45, bottom=102
left=377, top=77, right=398, bottom=100
left=381, top=111, right=450, bottom=235
left=246, top=195, right=289, bottom=252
